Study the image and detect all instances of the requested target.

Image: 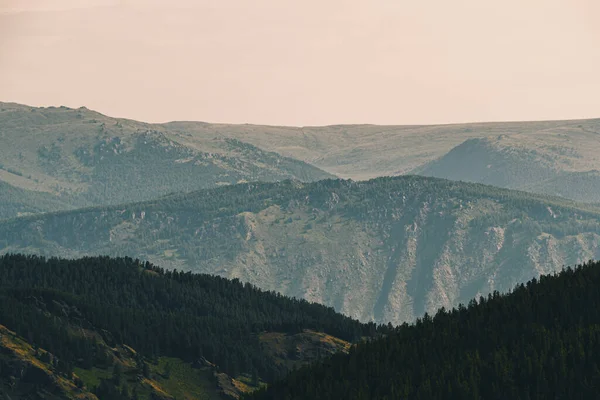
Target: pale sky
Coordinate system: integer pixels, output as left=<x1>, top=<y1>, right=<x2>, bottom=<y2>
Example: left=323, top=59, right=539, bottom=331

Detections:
left=1, top=0, right=599, bottom=125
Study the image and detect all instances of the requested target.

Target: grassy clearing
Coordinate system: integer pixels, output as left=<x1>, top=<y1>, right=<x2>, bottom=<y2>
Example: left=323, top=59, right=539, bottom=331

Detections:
left=150, top=357, right=221, bottom=400
left=73, top=367, right=112, bottom=390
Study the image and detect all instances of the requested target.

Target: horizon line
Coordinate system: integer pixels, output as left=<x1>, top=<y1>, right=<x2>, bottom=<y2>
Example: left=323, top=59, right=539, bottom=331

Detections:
left=1, top=100, right=599, bottom=129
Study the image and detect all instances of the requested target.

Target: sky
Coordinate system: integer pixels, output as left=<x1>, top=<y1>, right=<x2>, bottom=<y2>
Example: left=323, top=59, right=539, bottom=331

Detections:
left=0, top=0, right=599, bottom=126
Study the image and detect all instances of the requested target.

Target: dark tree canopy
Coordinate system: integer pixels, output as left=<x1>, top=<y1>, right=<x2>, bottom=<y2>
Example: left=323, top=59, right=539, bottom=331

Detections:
left=249, top=260, right=600, bottom=400
left=0, top=254, right=380, bottom=384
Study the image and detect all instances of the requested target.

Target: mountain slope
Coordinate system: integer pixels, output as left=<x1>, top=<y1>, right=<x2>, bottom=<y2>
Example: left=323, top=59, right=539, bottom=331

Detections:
left=3, top=102, right=600, bottom=210
left=0, top=324, right=98, bottom=399
left=166, top=117, right=600, bottom=181
left=0, top=102, right=334, bottom=218
left=248, top=261, right=600, bottom=400
left=413, top=136, right=600, bottom=203
left=2, top=176, right=600, bottom=325
left=0, top=255, right=376, bottom=399
left=168, top=118, right=600, bottom=203
left=0, top=181, right=77, bottom=219
left=0, top=323, right=349, bottom=400
left=521, top=170, right=600, bottom=203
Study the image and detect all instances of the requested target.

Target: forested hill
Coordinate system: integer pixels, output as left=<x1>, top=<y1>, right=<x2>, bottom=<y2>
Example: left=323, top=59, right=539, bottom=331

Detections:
left=3, top=176, right=600, bottom=325
left=0, top=103, right=334, bottom=219
left=0, top=255, right=380, bottom=399
left=249, top=261, right=600, bottom=400
left=3, top=102, right=600, bottom=218
left=0, top=181, right=77, bottom=219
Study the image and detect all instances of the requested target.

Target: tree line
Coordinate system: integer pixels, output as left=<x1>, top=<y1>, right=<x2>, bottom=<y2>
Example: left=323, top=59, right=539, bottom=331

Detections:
left=248, top=260, right=600, bottom=399
left=0, top=254, right=383, bottom=389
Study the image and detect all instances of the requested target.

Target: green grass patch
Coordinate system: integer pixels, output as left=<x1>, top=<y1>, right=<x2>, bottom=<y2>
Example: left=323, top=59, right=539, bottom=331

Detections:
left=150, top=357, right=221, bottom=400
left=73, top=366, right=112, bottom=389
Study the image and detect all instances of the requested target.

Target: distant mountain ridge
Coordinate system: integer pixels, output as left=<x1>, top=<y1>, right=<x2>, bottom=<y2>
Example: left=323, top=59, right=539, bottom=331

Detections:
left=0, top=102, right=334, bottom=219
left=165, top=117, right=600, bottom=183
left=413, top=136, right=600, bottom=203
left=2, top=176, right=600, bottom=325
left=2, top=102, right=599, bottom=217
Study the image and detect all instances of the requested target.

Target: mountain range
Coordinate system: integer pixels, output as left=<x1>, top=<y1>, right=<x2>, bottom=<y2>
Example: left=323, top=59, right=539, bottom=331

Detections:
left=3, top=101, right=600, bottom=398
left=0, top=102, right=333, bottom=217
left=1, top=103, right=600, bottom=218
left=166, top=117, right=600, bottom=183
left=2, top=176, right=600, bottom=325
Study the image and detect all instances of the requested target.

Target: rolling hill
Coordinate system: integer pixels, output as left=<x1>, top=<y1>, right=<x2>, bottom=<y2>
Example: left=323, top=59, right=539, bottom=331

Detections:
left=0, top=102, right=334, bottom=218
left=0, top=255, right=375, bottom=399
left=172, top=117, right=600, bottom=203
left=165, top=117, right=600, bottom=183
left=412, top=136, right=600, bottom=203
left=3, top=102, right=599, bottom=214
left=248, top=261, right=600, bottom=400
left=2, top=176, right=600, bottom=325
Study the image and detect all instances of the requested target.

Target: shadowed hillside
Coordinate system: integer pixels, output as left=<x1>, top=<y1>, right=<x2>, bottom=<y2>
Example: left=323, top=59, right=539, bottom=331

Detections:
left=0, top=255, right=375, bottom=399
